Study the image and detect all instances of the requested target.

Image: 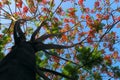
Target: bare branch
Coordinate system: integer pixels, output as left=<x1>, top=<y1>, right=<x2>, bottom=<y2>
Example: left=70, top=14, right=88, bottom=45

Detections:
left=99, top=20, right=120, bottom=42
left=43, top=50, right=79, bottom=65
left=36, top=66, right=50, bottom=80
left=14, top=19, right=26, bottom=44
left=35, top=32, right=64, bottom=42
left=37, top=37, right=87, bottom=50
left=37, top=66, right=73, bottom=80
left=31, top=21, right=46, bottom=42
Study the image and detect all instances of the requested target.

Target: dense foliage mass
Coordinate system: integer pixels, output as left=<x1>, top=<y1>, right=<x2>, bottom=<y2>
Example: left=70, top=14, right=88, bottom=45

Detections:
left=0, top=0, right=120, bottom=80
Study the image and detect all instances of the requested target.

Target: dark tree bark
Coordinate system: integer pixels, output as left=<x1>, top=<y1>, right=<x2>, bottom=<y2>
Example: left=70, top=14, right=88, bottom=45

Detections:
left=0, top=19, right=36, bottom=80
left=0, top=42, right=36, bottom=80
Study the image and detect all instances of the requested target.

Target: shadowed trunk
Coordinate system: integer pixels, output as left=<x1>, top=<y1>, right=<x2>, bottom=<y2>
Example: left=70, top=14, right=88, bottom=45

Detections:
left=0, top=42, right=36, bottom=80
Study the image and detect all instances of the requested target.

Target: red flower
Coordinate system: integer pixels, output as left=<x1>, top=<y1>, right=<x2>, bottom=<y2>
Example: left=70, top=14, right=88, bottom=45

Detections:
left=78, top=0, right=83, bottom=5
left=14, top=12, right=22, bottom=15
left=112, top=51, right=118, bottom=59
left=42, top=0, right=48, bottom=4
left=70, top=19, right=75, bottom=24
left=117, top=16, right=120, bottom=20
left=53, top=17, right=59, bottom=22
left=85, top=8, right=90, bottom=13
left=57, top=7, right=62, bottom=13
left=96, top=14, right=103, bottom=19
left=94, top=1, right=100, bottom=7
left=0, top=34, right=2, bottom=38
left=64, top=18, right=69, bottom=23
left=41, top=7, right=49, bottom=13
left=104, top=55, right=111, bottom=60
left=61, top=34, right=68, bottom=42
left=68, top=8, right=75, bottom=12
left=86, top=15, right=90, bottom=20
left=91, top=9, right=95, bottom=13
left=103, top=15, right=109, bottom=20
left=67, top=8, right=76, bottom=17
left=16, top=1, right=22, bottom=8
left=23, top=6, right=28, bottom=13
left=115, top=0, right=119, bottom=3
left=68, top=12, right=75, bottom=17
left=0, top=2, right=2, bottom=8
left=87, top=37, right=92, bottom=43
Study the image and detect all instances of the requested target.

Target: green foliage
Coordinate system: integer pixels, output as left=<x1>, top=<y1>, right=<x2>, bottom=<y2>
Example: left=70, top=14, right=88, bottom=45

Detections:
left=62, top=62, right=79, bottom=80
left=96, top=23, right=105, bottom=32
left=111, top=66, right=120, bottom=78
left=0, top=52, right=4, bottom=60
left=36, top=0, right=42, bottom=3
left=93, top=72, right=102, bottom=80
left=76, top=47, right=103, bottom=69
left=36, top=51, right=49, bottom=68
left=0, top=34, right=11, bottom=59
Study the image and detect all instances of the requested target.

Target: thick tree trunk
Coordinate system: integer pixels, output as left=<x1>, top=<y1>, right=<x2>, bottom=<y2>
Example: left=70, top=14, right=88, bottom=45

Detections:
left=0, top=42, right=36, bottom=80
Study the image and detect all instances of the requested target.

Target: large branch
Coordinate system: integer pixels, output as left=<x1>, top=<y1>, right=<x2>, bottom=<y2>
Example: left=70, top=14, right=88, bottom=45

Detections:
left=14, top=19, right=26, bottom=44
left=35, top=33, right=63, bottom=42
left=36, top=37, right=87, bottom=50
left=35, top=29, right=72, bottom=42
left=37, top=66, right=73, bottom=80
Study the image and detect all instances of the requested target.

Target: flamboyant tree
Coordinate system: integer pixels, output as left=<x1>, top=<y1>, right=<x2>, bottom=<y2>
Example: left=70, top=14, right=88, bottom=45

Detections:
left=0, top=0, right=120, bottom=80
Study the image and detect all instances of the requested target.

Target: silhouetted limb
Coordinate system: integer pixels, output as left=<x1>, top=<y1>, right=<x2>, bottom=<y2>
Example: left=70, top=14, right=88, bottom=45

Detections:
left=37, top=66, right=73, bottom=80
left=31, top=21, right=46, bottom=42
left=36, top=66, right=51, bottom=80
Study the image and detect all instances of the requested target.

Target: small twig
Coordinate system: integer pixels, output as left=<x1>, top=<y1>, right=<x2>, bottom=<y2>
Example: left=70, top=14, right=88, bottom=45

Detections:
left=99, top=20, right=120, bottom=42
left=31, top=20, right=46, bottom=41
left=7, top=4, right=13, bottom=15
left=52, top=0, right=64, bottom=16
left=43, top=50, right=79, bottom=65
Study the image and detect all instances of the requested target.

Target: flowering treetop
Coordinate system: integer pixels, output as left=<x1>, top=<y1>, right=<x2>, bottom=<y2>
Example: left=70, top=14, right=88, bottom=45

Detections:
left=0, top=0, right=120, bottom=80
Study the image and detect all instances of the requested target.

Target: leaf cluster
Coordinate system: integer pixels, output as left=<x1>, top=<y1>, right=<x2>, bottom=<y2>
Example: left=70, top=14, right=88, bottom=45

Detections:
left=76, top=47, right=103, bottom=69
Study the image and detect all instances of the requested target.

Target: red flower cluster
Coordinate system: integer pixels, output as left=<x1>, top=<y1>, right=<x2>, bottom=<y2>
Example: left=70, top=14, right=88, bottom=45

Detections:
left=23, top=6, right=28, bottom=13
left=16, top=1, right=22, bottom=8
left=94, top=1, right=100, bottom=8
left=78, top=0, right=83, bottom=5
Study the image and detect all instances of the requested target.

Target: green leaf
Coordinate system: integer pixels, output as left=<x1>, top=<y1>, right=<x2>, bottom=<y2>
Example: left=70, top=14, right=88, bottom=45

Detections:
left=93, top=72, right=102, bottom=80
left=37, top=0, right=42, bottom=2
left=0, top=52, right=4, bottom=59
left=62, top=62, right=78, bottom=79
left=35, top=21, right=41, bottom=27
left=39, top=59, right=48, bottom=67
left=76, top=47, right=103, bottom=69
left=65, top=54, right=71, bottom=58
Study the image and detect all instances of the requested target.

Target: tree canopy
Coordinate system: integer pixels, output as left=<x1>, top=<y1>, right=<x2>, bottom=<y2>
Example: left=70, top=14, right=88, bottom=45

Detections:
left=0, top=0, right=120, bottom=80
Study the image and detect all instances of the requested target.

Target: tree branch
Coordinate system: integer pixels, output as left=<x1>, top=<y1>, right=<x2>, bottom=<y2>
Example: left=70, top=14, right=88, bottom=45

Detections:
left=36, top=66, right=51, bottom=80
left=99, top=20, right=120, bottom=42
left=31, top=21, right=46, bottom=42
left=35, top=33, right=63, bottom=42
left=37, top=66, right=73, bottom=80
left=38, top=37, right=87, bottom=50
left=43, top=50, right=79, bottom=65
